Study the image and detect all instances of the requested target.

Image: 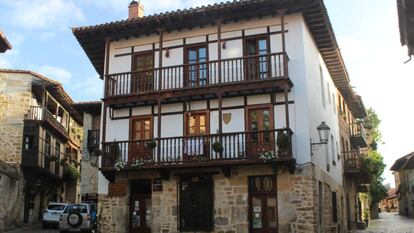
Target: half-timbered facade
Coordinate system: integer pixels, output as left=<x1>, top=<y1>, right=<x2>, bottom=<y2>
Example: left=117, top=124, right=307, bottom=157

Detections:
left=73, top=1, right=367, bottom=232
left=0, top=69, right=83, bottom=227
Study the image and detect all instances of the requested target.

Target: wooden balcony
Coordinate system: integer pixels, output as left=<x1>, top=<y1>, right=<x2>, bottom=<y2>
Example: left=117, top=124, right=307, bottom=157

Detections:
left=21, top=142, right=64, bottom=180
left=101, top=128, right=294, bottom=172
left=343, top=150, right=362, bottom=174
left=25, top=106, right=69, bottom=139
left=350, top=122, right=368, bottom=148
left=104, top=52, right=291, bottom=105
left=87, top=129, right=100, bottom=152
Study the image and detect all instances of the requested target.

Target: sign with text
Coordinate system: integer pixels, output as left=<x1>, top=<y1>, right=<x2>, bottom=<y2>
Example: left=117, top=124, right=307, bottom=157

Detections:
left=108, top=180, right=128, bottom=197
left=153, top=178, right=163, bottom=192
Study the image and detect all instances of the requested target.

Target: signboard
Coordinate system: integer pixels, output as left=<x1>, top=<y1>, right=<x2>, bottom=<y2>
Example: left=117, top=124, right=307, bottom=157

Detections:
left=153, top=178, right=163, bottom=192
left=108, top=180, right=128, bottom=197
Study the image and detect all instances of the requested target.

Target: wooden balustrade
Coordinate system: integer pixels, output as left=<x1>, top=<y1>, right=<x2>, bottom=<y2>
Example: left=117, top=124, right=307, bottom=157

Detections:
left=87, top=130, right=100, bottom=151
left=343, top=150, right=362, bottom=172
left=350, top=122, right=368, bottom=148
left=105, top=52, right=289, bottom=97
left=101, top=128, right=293, bottom=169
left=25, top=106, right=69, bottom=138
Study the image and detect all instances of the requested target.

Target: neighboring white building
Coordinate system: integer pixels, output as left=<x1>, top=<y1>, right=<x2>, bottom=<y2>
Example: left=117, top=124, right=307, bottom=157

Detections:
left=73, top=1, right=367, bottom=232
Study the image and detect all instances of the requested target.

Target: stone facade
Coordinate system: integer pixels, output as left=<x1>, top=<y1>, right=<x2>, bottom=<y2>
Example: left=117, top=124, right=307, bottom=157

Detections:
left=96, top=164, right=345, bottom=233
left=0, top=164, right=24, bottom=231
left=0, top=73, right=32, bottom=163
left=81, top=113, right=99, bottom=196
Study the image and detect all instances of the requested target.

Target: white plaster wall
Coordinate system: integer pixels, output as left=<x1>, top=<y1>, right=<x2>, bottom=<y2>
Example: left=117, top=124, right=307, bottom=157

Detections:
left=300, top=15, right=343, bottom=185
left=161, top=115, right=183, bottom=138
left=210, top=108, right=245, bottom=134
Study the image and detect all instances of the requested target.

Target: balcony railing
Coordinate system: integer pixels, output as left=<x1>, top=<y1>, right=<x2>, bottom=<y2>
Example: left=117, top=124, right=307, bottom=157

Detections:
left=87, top=130, right=100, bottom=152
left=343, top=150, right=362, bottom=172
left=105, top=52, right=289, bottom=98
left=350, top=122, right=368, bottom=148
left=25, top=106, right=69, bottom=138
left=101, top=128, right=293, bottom=169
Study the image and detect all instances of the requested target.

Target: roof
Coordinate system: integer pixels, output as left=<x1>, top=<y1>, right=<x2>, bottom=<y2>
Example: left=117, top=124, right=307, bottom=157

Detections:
left=72, top=0, right=366, bottom=118
left=390, top=152, right=414, bottom=171
left=0, top=69, right=83, bottom=124
left=0, top=31, right=12, bottom=53
left=397, top=0, right=414, bottom=57
left=73, top=101, right=102, bottom=114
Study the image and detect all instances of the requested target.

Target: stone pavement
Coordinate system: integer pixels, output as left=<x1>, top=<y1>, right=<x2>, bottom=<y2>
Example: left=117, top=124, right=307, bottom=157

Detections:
left=356, top=212, right=414, bottom=233
left=5, top=225, right=58, bottom=233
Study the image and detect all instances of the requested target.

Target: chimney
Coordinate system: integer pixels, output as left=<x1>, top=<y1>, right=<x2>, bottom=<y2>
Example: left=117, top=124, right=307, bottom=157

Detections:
left=128, top=1, right=144, bottom=20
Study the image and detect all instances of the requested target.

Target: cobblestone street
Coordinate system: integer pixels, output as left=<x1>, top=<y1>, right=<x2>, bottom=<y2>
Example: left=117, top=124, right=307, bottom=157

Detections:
left=6, top=225, right=58, bottom=233
left=357, top=212, right=414, bottom=233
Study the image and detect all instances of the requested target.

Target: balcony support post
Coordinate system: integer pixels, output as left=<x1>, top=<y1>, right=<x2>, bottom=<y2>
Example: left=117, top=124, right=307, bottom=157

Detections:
left=218, top=94, right=223, bottom=159
left=157, top=29, right=164, bottom=91
left=284, top=88, right=290, bottom=129
left=278, top=9, right=288, bottom=77
left=217, top=19, right=223, bottom=84
left=157, top=100, right=162, bottom=162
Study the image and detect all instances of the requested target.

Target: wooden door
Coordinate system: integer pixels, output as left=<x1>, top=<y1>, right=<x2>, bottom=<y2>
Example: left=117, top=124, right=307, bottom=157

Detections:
left=247, top=107, right=274, bottom=157
left=130, top=196, right=151, bottom=233
left=132, top=52, right=154, bottom=93
left=249, top=176, right=277, bottom=233
left=130, top=117, right=152, bottom=162
left=185, top=45, right=208, bottom=87
left=245, top=37, right=269, bottom=80
left=179, top=177, right=213, bottom=231
left=184, top=112, right=209, bottom=159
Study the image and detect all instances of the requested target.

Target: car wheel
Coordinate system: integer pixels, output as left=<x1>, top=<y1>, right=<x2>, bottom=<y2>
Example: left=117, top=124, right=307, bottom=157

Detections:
left=67, top=212, right=83, bottom=227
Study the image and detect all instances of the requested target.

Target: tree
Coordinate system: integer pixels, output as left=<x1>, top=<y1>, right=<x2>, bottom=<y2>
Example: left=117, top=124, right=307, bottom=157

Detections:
left=363, top=108, right=387, bottom=219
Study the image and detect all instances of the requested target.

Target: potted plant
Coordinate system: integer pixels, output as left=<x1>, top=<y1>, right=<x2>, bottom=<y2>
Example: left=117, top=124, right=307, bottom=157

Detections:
left=146, top=140, right=157, bottom=150
left=63, top=163, right=80, bottom=183
left=212, top=141, right=224, bottom=154
left=276, top=131, right=290, bottom=157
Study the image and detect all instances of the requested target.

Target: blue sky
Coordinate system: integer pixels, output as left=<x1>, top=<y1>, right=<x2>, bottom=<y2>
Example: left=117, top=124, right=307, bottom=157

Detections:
left=0, top=0, right=412, bottom=186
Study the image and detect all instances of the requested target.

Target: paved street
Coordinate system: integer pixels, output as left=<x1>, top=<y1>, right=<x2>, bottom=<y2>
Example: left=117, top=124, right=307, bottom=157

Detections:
left=6, top=225, right=58, bottom=233
left=357, top=212, right=414, bottom=233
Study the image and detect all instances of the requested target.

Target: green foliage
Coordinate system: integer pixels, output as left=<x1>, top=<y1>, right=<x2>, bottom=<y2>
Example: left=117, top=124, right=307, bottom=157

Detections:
left=63, top=163, right=80, bottom=183
left=364, top=108, right=387, bottom=207
left=367, top=108, right=382, bottom=146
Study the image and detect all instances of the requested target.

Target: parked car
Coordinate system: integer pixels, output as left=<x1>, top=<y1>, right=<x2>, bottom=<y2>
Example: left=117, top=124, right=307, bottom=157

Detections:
left=59, top=203, right=95, bottom=233
left=42, top=203, right=67, bottom=228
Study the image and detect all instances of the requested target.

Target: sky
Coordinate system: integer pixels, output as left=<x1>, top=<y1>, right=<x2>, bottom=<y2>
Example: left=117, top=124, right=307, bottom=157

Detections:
left=0, top=0, right=412, bottom=186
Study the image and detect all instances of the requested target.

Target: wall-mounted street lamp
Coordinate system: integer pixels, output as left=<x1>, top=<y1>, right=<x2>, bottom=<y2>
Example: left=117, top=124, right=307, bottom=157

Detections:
left=310, top=121, right=330, bottom=155
left=89, top=149, right=102, bottom=168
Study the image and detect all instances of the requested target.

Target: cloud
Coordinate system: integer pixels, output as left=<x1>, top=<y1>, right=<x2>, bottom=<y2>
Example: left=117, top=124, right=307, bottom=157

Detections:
left=83, top=0, right=221, bottom=15
left=1, top=0, right=85, bottom=30
left=70, top=75, right=103, bottom=101
left=32, top=65, right=73, bottom=84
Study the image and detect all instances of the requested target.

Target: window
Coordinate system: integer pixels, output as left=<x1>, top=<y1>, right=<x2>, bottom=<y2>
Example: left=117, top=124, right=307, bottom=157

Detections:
left=186, top=112, right=208, bottom=136
left=332, top=191, right=338, bottom=223
left=245, top=37, right=269, bottom=80
left=318, top=181, right=324, bottom=229
left=186, top=45, right=207, bottom=87
left=55, top=141, right=61, bottom=158
left=45, top=134, right=51, bottom=157
left=132, top=52, right=154, bottom=92
left=249, top=176, right=277, bottom=232
left=320, top=66, right=326, bottom=109
left=23, top=135, right=34, bottom=150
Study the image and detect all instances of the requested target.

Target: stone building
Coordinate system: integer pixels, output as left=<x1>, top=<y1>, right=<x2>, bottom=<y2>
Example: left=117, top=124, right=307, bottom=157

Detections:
left=72, top=0, right=368, bottom=232
left=0, top=69, right=83, bottom=231
left=73, top=101, right=102, bottom=209
left=391, top=152, right=414, bottom=218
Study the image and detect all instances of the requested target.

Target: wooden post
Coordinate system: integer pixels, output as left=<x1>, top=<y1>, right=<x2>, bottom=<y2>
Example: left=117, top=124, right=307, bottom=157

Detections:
left=284, top=88, right=290, bottom=129
left=217, top=19, right=223, bottom=84
left=157, top=29, right=164, bottom=91
left=278, top=9, right=288, bottom=77
left=102, top=38, right=111, bottom=146
left=157, top=100, right=162, bottom=162
left=218, top=94, right=223, bottom=159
